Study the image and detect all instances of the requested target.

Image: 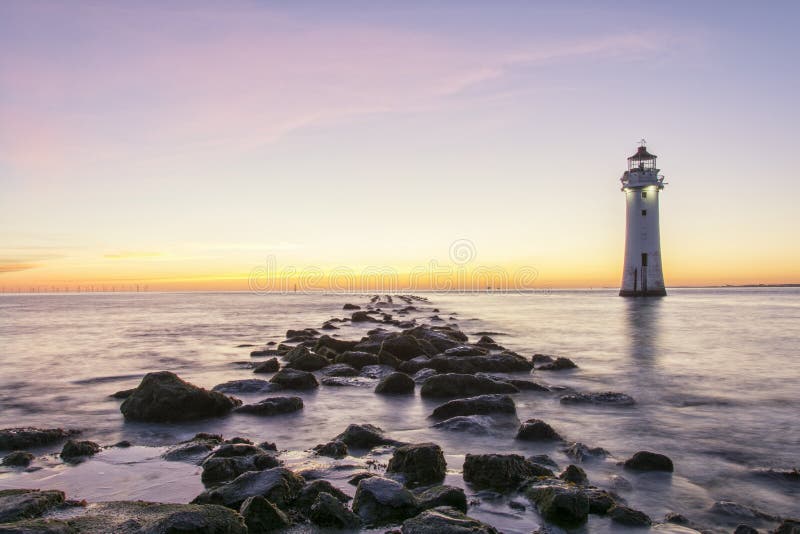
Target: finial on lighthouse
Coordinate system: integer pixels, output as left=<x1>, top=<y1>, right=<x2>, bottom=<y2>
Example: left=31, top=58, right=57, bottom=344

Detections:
left=619, top=142, right=667, bottom=297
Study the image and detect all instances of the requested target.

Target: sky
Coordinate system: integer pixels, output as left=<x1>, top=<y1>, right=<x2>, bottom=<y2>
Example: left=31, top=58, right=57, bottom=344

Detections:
left=1, top=1, right=799, bottom=291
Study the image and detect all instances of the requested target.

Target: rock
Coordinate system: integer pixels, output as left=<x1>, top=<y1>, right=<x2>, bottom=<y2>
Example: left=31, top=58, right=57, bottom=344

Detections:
left=377, top=349, right=402, bottom=368
left=525, top=482, right=590, bottom=526
left=310, top=491, right=361, bottom=529
left=1, top=451, right=34, bottom=467
left=432, top=415, right=493, bottom=435
left=559, top=464, right=588, bottom=485
left=563, top=442, right=610, bottom=462
left=516, top=419, right=562, bottom=441
left=285, top=350, right=329, bottom=372
left=120, top=371, right=241, bottom=422
left=0, top=489, right=65, bottom=523
left=381, top=335, right=426, bottom=360
left=774, top=519, right=800, bottom=534
left=315, top=335, right=359, bottom=354
left=413, top=368, right=437, bottom=383
left=343, top=303, right=361, bottom=310
left=424, top=353, right=533, bottom=374
left=462, top=454, right=536, bottom=491
left=335, top=351, right=379, bottom=370
left=444, top=346, right=488, bottom=357
left=250, top=348, right=279, bottom=357
left=200, top=444, right=280, bottom=486
left=624, top=451, right=674, bottom=472
left=285, top=327, right=319, bottom=339
left=609, top=474, right=633, bottom=491
left=608, top=504, right=652, bottom=526
left=505, top=379, right=550, bottom=391
left=63, top=500, right=247, bottom=533
left=420, top=373, right=519, bottom=398
left=239, top=495, right=290, bottom=532
left=584, top=487, right=617, bottom=514
left=348, top=472, right=376, bottom=486
left=401, top=506, right=498, bottom=534
left=293, top=480, right=350, bottom=515
left=269, top=368, right=319, bottom=390
left=212, top=379, right=278, bottom=394
left=334, top=423, right=400, bottom=449
left=252, top=358, right=281, bottom=373
left=60, top=440, right=101, bottom=461
left=414, top=486, right=467, bottom=513
left=531, top=354, right=555, bottom=364
left=387, top=443, right=446, bottom=486
left=360, top=364, right=394, bottom=379
left=0, top=428, right=78, bottom=451
left=322, top=363, right=360, bottom=377
left=733, top=526, right=759, bottom=534
left=431, top=394, right=516, bottom=419
left=193, top=467, right=304, bottom=509
left=375, top=372, right=415, bottom=394
left=162, top=433, right=223, bottom=463
left=313, top=440, right=348, bottom=459
left=235, top=396, right=303, bottom=416
left=351, top=311, right=378, bottom=323
left=321, top=376, right=374, bottom=387
left=560, top=391, right=635, bottom=406
left=110, top=388, right=134, bottom=399
left=352, top=477, right=418, bottom=525
left=537, top=356, right=578, bottom=370
left=528, top=454, right=559, bottom=470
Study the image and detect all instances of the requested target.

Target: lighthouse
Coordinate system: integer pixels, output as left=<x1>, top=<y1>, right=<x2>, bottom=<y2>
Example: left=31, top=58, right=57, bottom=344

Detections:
left=619, top=141, right=667, bottom=297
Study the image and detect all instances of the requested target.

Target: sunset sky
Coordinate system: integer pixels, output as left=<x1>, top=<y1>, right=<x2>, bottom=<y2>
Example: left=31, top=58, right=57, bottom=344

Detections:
left=1, top=1, right=798, bottom=291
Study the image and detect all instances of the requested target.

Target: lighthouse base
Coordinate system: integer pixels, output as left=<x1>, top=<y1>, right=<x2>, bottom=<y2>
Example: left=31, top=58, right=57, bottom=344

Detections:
left=619, top=288, right=667, bottom=297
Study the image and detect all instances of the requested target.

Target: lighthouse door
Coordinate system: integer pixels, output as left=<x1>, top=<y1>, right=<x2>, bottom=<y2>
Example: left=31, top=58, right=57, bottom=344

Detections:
left=641, top=254, right=648, bottom=293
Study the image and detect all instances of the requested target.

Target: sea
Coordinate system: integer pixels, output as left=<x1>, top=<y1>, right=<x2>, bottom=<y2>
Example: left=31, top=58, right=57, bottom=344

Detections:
left=1, top=289, right=798, bottom=532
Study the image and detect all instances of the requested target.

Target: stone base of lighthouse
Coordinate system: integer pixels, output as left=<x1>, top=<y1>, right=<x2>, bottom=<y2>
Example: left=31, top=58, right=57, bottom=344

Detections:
left=619, top=288, right=667, bottom=297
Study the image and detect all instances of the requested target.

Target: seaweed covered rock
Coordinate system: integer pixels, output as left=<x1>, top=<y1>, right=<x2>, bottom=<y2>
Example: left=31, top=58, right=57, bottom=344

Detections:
left=60, top=440, right=101, bottom=461
left=414, top=485, right=467, bottom=513
left=309, top=491, right=361, bottom=529
left=193, top=467, right=305, bottom=509
left=386, top=443, right=447, bottom=486
left=420, top=374, right=518, bottom=398
left=200, top=444, right=280, bottom=486
left=352, top=477, right=418, bottom=525
left=120, top=371, right=241, bottom=422
left=431, top=394, right=516, bottom=419
left=239, top=495, right=290, bottom=532
left=234, top=396, right=303, bottom=416
left=268, top=368, right=319, bottom=390
left=525, top=482, right=590, bottom=527
left=313, top=440, right=348, bottom=459
left=608, top=504, right=652, bottom=526
left=375, top=372, right=415, bottom=394
left=381, top=335, right=426, bottom=360
left=0, top=489, right=65, bottom=523
left=462, top=454, right=535, bottom=491
left=0, top=428, right=79, bottom=451
left=1, top=451, right=35, bottom=467
left=401, top=506, right=499, bottom=534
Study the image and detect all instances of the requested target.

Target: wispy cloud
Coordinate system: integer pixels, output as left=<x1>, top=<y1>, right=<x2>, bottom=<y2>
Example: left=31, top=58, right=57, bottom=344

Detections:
left=103, top=251, right=162, bottom=259
left=0, top=262, right=39, bottom=273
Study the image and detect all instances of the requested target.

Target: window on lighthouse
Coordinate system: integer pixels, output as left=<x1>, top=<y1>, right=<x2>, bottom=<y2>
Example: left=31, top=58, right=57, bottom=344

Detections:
left=641, top=210, right=647, bottom=216
left=641, top=191, right=647, bottom=199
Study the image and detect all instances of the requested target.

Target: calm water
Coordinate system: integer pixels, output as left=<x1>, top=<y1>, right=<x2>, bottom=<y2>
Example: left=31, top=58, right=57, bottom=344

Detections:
left=1, top=289, right=798, bottom=532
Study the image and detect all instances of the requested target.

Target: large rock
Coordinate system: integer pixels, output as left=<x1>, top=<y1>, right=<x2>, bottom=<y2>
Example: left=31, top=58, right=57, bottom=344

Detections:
left=774, top=519, right=800, bottom=534
left=351, top=311, right=378, bottom=323
left=414, top=486, right=467, bottom=513
left=162, top=433, right=223, bottom=463
left=375, top=372, right=415, bottom=394
left=423, top=353, right=533, bottom=374
left=293, top=480, right=350, bottom=515
left=315, top=335, right=359, bottom=354
left=381, top=335, right=426, bottom=360
left=120, top=371, right=241, bottom=422
left=239, top=495, right=290, bottom=532
left=401, top=506, right=498, bottom=534
left=334, top=424, right=401, bottom=449
left=67, top=500, right=247, bottom=533
left=404, top=326, right=463, bottom=352
left=284, top=347, right=329, bottom=371
left=0, top=489, right=65, bottom=523
left=563, top=442, right=610, bottom=462
left=608, top=504, right=652, bottom=526
left=1, top=451, right=35, bottom=467
left=200, top=444, right=280, bottom=486
left=268, top=368, right=319, bottom=390
left=309, top=492, right=361, bottom=529
left=335, top=351, right=379, bottom=370
left=560, top=391, right=635, bottom=406
left=252, top=358, right=281, bottom=373
left=537, top=357, right=578, bottom=370
left=387, top=443, right=446, bottom=486
left=420, top=374, right=518, bottom=398
left=235, top=396, right=303, bottom=416
left=193, top=467, right=305, bottom=509
left=623, top=451, right=674, bottom=472
left=0, top=428, right=78, bottom=451
left=525, top=482, right=590, bottom=526
left=431, top=394, right=516, bottom=419
left=462, top=454, right=536, bottom=491
left=432, top=415, right=494, bottom=434
left=60, top=440, right=101, bottom=461
left=516, top=419, right=563, bottom=441
left=352, top=477, right=418, bottom=525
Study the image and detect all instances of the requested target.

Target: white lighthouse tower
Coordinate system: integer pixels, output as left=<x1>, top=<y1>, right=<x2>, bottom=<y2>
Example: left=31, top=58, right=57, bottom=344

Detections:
left=619, top=141, right=667, bottom=297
